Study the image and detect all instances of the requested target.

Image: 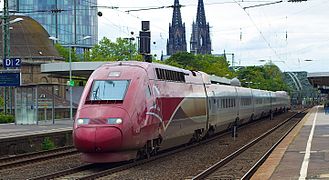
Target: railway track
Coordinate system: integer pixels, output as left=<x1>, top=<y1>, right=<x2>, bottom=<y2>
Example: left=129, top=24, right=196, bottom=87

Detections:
left=30, top=128, right=235, bottom=179
left=190, top=110, right=307, bottom=180
left=29, top=112, right=294, bottom=179
left=0, top=146, right=78, bottom=170
left=15, top=111, right=301, bottom=180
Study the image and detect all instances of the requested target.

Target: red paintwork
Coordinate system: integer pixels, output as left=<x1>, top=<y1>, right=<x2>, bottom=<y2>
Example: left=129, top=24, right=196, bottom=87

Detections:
left=73, top=61, right=290, bottom=163
left=73, top=62, right=198, bottom=163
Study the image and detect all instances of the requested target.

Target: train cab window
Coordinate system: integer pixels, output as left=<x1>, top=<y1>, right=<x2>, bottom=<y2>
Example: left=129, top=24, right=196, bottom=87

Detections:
left=89, top=80, right=129, bottom=101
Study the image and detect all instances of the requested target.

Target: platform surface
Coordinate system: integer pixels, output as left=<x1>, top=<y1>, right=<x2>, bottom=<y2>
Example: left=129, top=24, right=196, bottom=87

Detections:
left=252, top=106, right=329, bottom=180
left=0, top=119, right=73, bottom=140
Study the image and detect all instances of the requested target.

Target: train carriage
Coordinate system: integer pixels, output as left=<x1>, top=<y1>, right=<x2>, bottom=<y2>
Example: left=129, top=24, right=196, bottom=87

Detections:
left=73, top=61, right=290, bottom=163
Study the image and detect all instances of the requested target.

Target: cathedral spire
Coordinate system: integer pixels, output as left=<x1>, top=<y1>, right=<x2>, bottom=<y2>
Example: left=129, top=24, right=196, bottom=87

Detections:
left=172, top=0, right=183, bottom=26
left=196, top=0, right=207, bottom=26
left=167, top=0, right=187, bottom=55
left=190, top=0, right=212, bottom=54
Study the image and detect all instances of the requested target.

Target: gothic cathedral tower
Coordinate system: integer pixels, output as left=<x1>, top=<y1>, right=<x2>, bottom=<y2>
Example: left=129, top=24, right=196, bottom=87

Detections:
left=167, top=0, right=187, bottom=55
left=190, top=0, right=212, bottom=54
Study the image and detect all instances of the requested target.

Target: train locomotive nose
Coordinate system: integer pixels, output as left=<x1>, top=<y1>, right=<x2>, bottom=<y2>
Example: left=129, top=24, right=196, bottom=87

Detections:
left=74, top=126, right=123, bottom=152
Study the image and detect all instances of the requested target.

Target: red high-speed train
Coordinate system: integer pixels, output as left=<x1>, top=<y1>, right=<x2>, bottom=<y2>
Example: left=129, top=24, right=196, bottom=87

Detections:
left=73, top=61, right=290, bottom=163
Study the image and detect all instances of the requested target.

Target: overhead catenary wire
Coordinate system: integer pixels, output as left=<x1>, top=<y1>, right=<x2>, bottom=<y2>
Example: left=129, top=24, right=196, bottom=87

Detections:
left=232, top=0, right=285, bottom=62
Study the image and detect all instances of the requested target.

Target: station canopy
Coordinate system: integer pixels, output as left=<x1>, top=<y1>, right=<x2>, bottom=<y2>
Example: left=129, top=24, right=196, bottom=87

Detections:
left=308, top=72, right=329, bottom=94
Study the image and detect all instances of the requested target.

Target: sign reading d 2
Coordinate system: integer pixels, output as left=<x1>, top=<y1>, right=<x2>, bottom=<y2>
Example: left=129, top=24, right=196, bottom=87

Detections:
left=2, top=58, right=22, bottom=68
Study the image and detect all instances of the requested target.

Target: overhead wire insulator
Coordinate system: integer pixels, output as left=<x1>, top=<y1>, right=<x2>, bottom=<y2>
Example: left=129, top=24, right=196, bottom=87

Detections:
left=288, top=0, right=307, bottom=2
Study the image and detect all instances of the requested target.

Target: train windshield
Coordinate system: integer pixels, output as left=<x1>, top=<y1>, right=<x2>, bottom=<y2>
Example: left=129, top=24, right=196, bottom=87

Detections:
left=89, top=80, right=130, bottom=101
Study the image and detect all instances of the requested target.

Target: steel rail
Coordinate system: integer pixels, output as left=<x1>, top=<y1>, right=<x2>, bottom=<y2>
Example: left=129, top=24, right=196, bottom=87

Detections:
left=29, top=111, right=296, bottom=180
left=0, top=146, right=78, bottom=170
left=241, top=111, right=307, bottom=179
left=191, top=110, right=307, bottom=180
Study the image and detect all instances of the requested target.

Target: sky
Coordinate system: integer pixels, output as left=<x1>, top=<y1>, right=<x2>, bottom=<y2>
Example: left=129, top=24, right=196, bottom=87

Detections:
left=0, top=0, right=327, bottom=73
left=96, top=0, right=329, bottom=73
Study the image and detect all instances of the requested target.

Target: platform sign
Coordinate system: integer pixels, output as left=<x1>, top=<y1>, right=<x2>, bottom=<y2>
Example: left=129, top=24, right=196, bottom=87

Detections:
left=2, top=58, right=22, bottom=68
left=67, top=80, right=75, bottom=87
left=0, top=72, right=21, bottom=86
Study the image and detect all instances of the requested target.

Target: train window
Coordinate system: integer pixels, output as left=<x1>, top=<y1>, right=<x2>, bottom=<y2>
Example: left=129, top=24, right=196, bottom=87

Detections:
left=146, top=85, right=151, bottom=99
left=217, top=99, right=220, bottom=108
left=174, top=71, right=178, bottom=81
left=155, top=68, right=186, bottom=82
left=160, top=69, right=164, bottom=79
left=89, top=80, right=129, bottom=101
left=170, top=71, right=174, bottom=81
left=225, top=99, right=227, bottom=108
left=156, top=68, right=160, bottom=78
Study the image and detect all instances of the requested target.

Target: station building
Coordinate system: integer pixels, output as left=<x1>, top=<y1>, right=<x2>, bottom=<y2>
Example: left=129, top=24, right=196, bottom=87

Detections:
left=0, top=15, right=70, bottom=124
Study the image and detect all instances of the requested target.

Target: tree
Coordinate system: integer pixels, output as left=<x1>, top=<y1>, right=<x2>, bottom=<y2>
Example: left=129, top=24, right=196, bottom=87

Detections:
left=165, top=52, right=235, bottom=78
left=237, top=63, right=289, bottom=92
left=0, top=97, right=3, bottom=109
left=54, top=43, right=80, bottom=62
left=89, top=37, right=142, bottom=61
left=165, top=52, right=196, bottom=69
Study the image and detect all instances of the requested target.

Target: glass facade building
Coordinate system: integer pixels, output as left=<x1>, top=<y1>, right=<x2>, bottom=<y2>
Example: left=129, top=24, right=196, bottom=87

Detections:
left=9, top=0, right=98, bottom=53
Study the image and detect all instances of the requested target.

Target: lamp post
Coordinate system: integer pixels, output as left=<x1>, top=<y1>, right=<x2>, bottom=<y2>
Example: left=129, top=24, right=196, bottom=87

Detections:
left=49, top=36, right=91, bottom=121
left=1, top=14, right=24, bottom=114
left=124, top=31, right=135, bottom=60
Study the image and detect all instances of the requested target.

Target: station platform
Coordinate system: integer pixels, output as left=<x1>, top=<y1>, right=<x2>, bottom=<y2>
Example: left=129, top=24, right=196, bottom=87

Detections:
left=0, top=119, right=73, bottom=140
left=252, top=106, right=329, bottom=179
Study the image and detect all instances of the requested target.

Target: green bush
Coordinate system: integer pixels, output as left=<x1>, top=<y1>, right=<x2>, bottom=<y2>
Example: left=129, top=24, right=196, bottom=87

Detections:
left=0, top=113, right=15, bottom=124
left=42, top=137, right=56, bottom=150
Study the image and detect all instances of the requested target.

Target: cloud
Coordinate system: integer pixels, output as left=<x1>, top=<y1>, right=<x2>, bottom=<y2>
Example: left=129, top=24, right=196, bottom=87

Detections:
left=97, top=0, right=329, bottom=72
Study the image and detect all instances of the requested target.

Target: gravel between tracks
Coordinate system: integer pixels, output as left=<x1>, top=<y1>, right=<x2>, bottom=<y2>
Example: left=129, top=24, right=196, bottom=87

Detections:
left=99, top=111, right=296, bottom=180
left=0, top=154, right=86, bottom=179
left=0, top=111, right=295, bottom=179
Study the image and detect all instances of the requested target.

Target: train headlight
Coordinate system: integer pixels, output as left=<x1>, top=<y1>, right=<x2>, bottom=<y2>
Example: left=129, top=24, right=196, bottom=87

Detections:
left=77, top=118, right=90, bottom=125
left=107, top=118, right=123, bottom=125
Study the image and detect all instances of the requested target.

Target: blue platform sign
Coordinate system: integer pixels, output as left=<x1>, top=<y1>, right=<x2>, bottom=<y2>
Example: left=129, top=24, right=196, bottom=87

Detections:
left=0, top=73, right=21, bottom=87
left=2, top=58, right=22, bottom=68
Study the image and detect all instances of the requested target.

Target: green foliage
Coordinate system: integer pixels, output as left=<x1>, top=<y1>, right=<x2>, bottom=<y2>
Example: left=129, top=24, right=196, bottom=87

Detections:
left=165, top=53, right=288, bottom=92
left=0, top=97, right=3, bottom=109
left=0, top=113, right=15, bottom=124
left=237, top=63, right=289, bottom=92
left=165, top=52, right=235, bottom=78
left=42, top=137, right=56, bottom=150
left=89, top=37, right=142, bottom=61
left=54, top=43, right=80, bottom=62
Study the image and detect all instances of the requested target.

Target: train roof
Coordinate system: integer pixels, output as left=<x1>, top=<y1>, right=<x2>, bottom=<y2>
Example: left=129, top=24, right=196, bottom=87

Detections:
left=96, top=61, right=287, bottom=95
left=99, top=61, right=188, bottom=73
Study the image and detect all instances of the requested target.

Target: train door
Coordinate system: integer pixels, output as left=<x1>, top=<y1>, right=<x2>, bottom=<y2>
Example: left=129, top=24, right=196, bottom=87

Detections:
left=151, top=81, right=163, bottom=132
left=202, top=83, right=210, bottom=134
left=251, top=89, right=255, bottom=118
left=234, top=87, right=239, bottom=121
